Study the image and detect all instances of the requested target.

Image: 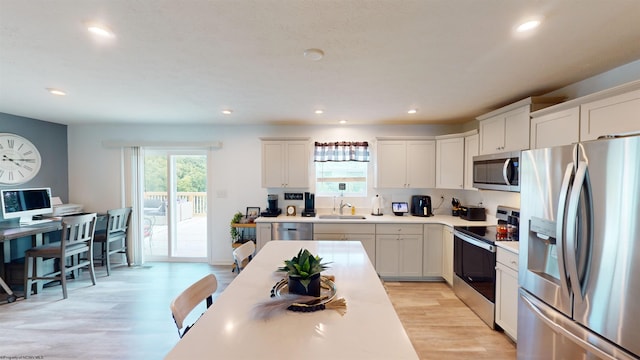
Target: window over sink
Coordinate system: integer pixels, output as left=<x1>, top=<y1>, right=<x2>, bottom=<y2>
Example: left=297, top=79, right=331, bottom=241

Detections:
left=315, top=161, right=368, bottom=197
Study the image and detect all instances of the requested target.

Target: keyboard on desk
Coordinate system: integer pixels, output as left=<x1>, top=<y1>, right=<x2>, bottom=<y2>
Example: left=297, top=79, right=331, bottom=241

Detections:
left=20, top=219, right=54, bottom=226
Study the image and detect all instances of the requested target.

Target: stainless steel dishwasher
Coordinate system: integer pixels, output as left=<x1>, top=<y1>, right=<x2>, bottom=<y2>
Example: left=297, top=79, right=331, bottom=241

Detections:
left=272, top=222, right=313, bottom=240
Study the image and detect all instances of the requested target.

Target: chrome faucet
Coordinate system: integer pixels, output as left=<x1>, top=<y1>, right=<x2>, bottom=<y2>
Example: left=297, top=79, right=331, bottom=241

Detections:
left=339, top=199, right=352, bottom=215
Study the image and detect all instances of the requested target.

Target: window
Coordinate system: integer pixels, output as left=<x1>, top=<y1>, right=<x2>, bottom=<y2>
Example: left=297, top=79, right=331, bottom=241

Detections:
left=315, top=161, right=368, bottom=197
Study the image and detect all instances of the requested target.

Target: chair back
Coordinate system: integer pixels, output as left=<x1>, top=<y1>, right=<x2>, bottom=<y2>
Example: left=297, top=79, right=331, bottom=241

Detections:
left=106, top=207, right=132, bottom=236
left=232, top=241, right=255, bottom=273
left=61, top=213, right=98, bottom=251
left=170, top=274, right=218, bottom=337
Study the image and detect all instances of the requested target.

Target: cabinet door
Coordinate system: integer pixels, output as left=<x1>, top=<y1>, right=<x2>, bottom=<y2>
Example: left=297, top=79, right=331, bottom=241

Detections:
left=256, top=223, right=272, bottom=253
left=262, top=142, right=285, bottom=187
left=442, top=226, right=454, bottom=286
left=479, top=115, right=505, bottom=155
left=531, top=107, right=580, bottom=149
left=503, top=105, right=531, bottom=152
left=496, top=261, right=519, bottom=340
left=436, top=137, right=464, bottom=189
left=463, top=134, right=478, bottom=190
left=580, top=88, right=640, bottom=141
left=375, top=235, right=400, bottom=276
left=346, top=234, right=376, bottom=266
left=376, top=141, right=407, bottom=188
left=285, top=141, right=309, bottom=188
left=423, top=224, right=443, bottom=277
left=314, top=233, right=344, bottom=241
left=399, top=235, right=423, bottom=277
left=406, top=140, right=436, bottom=188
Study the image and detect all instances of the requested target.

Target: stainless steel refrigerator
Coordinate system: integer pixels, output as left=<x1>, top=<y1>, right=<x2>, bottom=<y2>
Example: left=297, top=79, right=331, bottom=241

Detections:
left=518, top=134, right=640, bottom=360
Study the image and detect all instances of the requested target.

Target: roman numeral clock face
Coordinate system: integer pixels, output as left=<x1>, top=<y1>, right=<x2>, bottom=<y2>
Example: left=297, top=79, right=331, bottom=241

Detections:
left=0, top=133, right=42, bottom=184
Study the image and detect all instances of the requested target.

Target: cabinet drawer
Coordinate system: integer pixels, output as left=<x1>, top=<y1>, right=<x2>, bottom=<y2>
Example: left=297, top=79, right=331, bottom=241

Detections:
left=376, top=223, right=423, bottom=235
left=314, top=223, right=375, bottom=234
left=497, top=247, right=519, bottom=271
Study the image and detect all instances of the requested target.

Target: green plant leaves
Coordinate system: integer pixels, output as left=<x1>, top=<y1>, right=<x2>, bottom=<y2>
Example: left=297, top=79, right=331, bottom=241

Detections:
left=277, top=248, right=330, bottom=279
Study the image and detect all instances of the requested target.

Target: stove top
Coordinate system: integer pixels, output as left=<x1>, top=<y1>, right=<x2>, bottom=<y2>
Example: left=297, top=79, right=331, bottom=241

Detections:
left=454, top=225, right=518, bottom=244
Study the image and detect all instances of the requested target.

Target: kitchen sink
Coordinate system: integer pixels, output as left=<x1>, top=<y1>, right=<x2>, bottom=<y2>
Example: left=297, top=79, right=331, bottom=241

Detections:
left=318, top=214, right=367, bottom=220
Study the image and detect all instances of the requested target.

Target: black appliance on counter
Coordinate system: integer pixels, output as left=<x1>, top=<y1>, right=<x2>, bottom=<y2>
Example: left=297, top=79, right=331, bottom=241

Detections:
left=410, top=195, right=432, bottom=217
left=452, top=205, right=519, bottom=330
left=459, top=205, right=486, bottom=221
left=302, top=192, right=316, bottom=217
left=260, top=194, right=281, bottom=217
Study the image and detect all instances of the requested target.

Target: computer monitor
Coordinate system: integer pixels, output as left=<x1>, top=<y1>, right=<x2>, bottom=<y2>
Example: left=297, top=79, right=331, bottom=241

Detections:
left=1, top=187, right=53, bottom=225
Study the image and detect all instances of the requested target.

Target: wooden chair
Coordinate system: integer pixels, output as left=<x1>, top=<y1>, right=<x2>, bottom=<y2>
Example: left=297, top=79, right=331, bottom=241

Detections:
left=94, top=207, right=132, bottom=275
left=232, top=241, right=255, bottom=273
left=170, top=274, right=218, bottom=338
left=24, top=213, right=98, bottom=299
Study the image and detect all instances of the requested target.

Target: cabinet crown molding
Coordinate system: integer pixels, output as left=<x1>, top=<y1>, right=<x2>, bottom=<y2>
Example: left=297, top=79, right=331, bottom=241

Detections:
left=260, top=137, right=310, bottom=141
left=376, top=136, right=435, bottom=141
left=476, top=96, right=564, bottom=121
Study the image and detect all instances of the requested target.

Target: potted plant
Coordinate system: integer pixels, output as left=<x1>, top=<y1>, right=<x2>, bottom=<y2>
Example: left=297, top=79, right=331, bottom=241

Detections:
left=230, top=211, right=243, bottom=243
left=278, top=248, right=330, bottom=297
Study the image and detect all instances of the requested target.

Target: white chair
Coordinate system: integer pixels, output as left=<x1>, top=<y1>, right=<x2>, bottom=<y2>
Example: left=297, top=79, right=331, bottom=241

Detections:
left=170, top=274, right=218, bottom=338
left=232, top=241, right=255, bottom=273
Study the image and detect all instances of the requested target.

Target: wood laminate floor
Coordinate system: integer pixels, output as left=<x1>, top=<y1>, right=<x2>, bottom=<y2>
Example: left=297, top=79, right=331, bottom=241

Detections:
left=0, top=262, right=515, bottom=359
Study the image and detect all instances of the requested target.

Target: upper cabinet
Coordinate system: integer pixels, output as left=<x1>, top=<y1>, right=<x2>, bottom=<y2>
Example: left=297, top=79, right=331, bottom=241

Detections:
left=530, top=107, right=580, bottom=149
left=261, top=139, right=309, bottom=188
left=435, top=135, right=464, bottom=189
left=463, top=133, right=479, bottom=190
left=376, top=139, right=435, bottom=188
left=580, top=88, right=640, bottom=141
left=477, top=97, right=563, bottom=155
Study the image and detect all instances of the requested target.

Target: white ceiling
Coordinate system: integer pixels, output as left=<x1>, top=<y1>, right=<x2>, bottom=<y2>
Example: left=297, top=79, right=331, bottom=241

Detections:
left=1, top=0, right=640, bottom=126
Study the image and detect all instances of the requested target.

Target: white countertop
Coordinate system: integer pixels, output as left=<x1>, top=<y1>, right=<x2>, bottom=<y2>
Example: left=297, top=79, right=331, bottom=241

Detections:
left=165, top=241, right=419, bottom=360
left=496, top=241, right=519, bottom=254
left=256, top=213, right=496, bottom=228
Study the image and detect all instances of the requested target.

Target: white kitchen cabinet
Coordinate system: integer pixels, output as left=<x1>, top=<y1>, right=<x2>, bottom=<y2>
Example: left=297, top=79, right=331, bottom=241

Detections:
left=496, top=247, right=519, bottom=341
left=441, top=226, right=454, bottom=286
left=375, top=224, right=423, bottom=278
left=261, top=140, right=309, bottom=188
left=314, top=223, right=376, bottom=264
left=376, top=140, right=435, bottom=188
left=423, top=224, right=443, bottom=278
left=580, top=88, right=640, bottom=141
left=436, top=136, right=464, bottom=189
left=463, top=133, right=479, bottom=190
left=256, top=223, right=272, bottom=253
left=530, top=107, right=580, bottom=149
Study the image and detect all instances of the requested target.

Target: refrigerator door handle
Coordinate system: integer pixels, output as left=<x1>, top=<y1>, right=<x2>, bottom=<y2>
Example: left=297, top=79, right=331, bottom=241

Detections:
left=521, top=292, right=622, bottom=360
left=502, top=158, right=511, bottom=185
left=556, top=163, right=574, bottom=298
left=565, top=161, right=589, bottom=301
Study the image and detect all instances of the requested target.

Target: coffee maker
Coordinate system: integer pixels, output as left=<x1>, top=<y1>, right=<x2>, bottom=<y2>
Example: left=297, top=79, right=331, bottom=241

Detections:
left=411, top=195, right=433, bottom=217
left=302, top=192, right=316, bottom=217
left=261, top=194, right=281, bottom=217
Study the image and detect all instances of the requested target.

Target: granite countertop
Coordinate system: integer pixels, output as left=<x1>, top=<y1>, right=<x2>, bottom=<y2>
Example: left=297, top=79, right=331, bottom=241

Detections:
left=255, top=213, right=496, bottom=228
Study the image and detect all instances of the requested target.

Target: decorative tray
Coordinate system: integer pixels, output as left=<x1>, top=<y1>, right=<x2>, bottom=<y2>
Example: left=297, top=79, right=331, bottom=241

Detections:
left=270, top=276, right=337, bottom=312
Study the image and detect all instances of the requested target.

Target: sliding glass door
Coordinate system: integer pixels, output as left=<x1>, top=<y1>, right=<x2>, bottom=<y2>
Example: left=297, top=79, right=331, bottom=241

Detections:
left=142, top=149, right=207, bottom=261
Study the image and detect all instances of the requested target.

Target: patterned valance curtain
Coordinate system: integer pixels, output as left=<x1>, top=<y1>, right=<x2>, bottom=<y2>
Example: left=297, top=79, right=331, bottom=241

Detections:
left=314, top=141, right=370, bottom=162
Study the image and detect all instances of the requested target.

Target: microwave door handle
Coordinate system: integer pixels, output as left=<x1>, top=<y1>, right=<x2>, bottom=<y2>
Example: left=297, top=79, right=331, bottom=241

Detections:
left=502, top=158, right=511, bottom=185
left=556, top=163, right=575, bottom=299
left=565, top=161, right=590, bottom=301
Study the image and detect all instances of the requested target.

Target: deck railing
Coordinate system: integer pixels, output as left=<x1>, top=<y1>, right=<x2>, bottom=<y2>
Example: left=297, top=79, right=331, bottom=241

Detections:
left=144, top=192, right=207, bottom=215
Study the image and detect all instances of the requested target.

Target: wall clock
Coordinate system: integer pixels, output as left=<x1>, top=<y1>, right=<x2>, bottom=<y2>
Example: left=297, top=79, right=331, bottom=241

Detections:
left=286, top=205, right=296, bottom=216
left=0, top=133, right=42, bottom=185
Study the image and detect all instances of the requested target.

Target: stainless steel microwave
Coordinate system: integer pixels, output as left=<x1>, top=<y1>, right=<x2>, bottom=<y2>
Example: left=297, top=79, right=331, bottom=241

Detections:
left=472, top=151, right=520, bottom=192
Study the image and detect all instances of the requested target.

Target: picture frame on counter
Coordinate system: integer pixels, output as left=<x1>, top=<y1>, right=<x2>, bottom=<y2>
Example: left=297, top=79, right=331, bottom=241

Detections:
left=246, top=207, right=260, bottom=219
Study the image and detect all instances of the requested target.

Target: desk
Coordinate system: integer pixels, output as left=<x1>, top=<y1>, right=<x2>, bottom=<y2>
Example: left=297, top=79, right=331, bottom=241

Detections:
left=165, top=240, right=419, bottom=360
left=0, top=221, right=63, bottom=297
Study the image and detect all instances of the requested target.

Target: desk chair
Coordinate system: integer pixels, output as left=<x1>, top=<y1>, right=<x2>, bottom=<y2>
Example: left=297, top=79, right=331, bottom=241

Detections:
left=24, top=213, right=98, bottom=299
left=232, top=241, right=255, bottom=274
left=170, top=274, right=218, bottom=338
left=94, top=207, right=131, bottom=276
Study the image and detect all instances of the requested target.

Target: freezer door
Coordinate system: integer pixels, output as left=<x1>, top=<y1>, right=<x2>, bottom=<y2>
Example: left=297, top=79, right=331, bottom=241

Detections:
left=518, top=289, right=638, bottom=360
left=519, top=145, right=574, bottom=316
left=572, top=136, right=640, bottom=358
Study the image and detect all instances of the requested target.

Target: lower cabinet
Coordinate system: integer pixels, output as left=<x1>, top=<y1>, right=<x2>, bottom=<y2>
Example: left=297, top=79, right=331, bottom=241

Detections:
left=375, top=224, right=423, bottom=278
left=495, top=247, right=519, bottom=341
left=441, top=226, right=454, bottom=286
left=256, top=223, right=272, bottom=253
left=423, top=224, right=443, bottom=278
left=313, top=223, right=376, bottom=265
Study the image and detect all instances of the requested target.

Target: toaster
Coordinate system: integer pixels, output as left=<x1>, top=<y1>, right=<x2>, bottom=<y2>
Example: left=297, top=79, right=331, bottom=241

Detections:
left=459, top=205, right=486, bottom=221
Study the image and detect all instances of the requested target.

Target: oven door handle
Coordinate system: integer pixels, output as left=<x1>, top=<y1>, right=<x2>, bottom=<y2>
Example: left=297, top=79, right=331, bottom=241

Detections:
left=454, top=231, right=496, bottom=252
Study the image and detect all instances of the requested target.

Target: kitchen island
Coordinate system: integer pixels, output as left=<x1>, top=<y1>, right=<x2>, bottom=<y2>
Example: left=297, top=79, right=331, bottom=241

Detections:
left=165, top=240, right=419, bottom=360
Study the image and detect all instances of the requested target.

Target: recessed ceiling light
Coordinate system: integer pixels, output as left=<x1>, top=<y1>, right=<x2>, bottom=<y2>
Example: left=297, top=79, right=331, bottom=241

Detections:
left=339, top=120, right=347, bottom=124
left=304, top=48, right=324, bottom=61
left=314, top=109, right=324, bottom=115
left=86, top=22, right=115, bottom=38
left=46, top=88, right=66, bottom=96
left=408, top=109, right=418, bottom=114
left=516, top=19, right=541, bottom=33
left=221, top=109, right=233, bottom=115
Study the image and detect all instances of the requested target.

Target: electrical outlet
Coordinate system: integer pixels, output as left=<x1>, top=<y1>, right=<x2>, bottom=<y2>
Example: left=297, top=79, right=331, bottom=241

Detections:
left=440, top=195, right=445, bottom=200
